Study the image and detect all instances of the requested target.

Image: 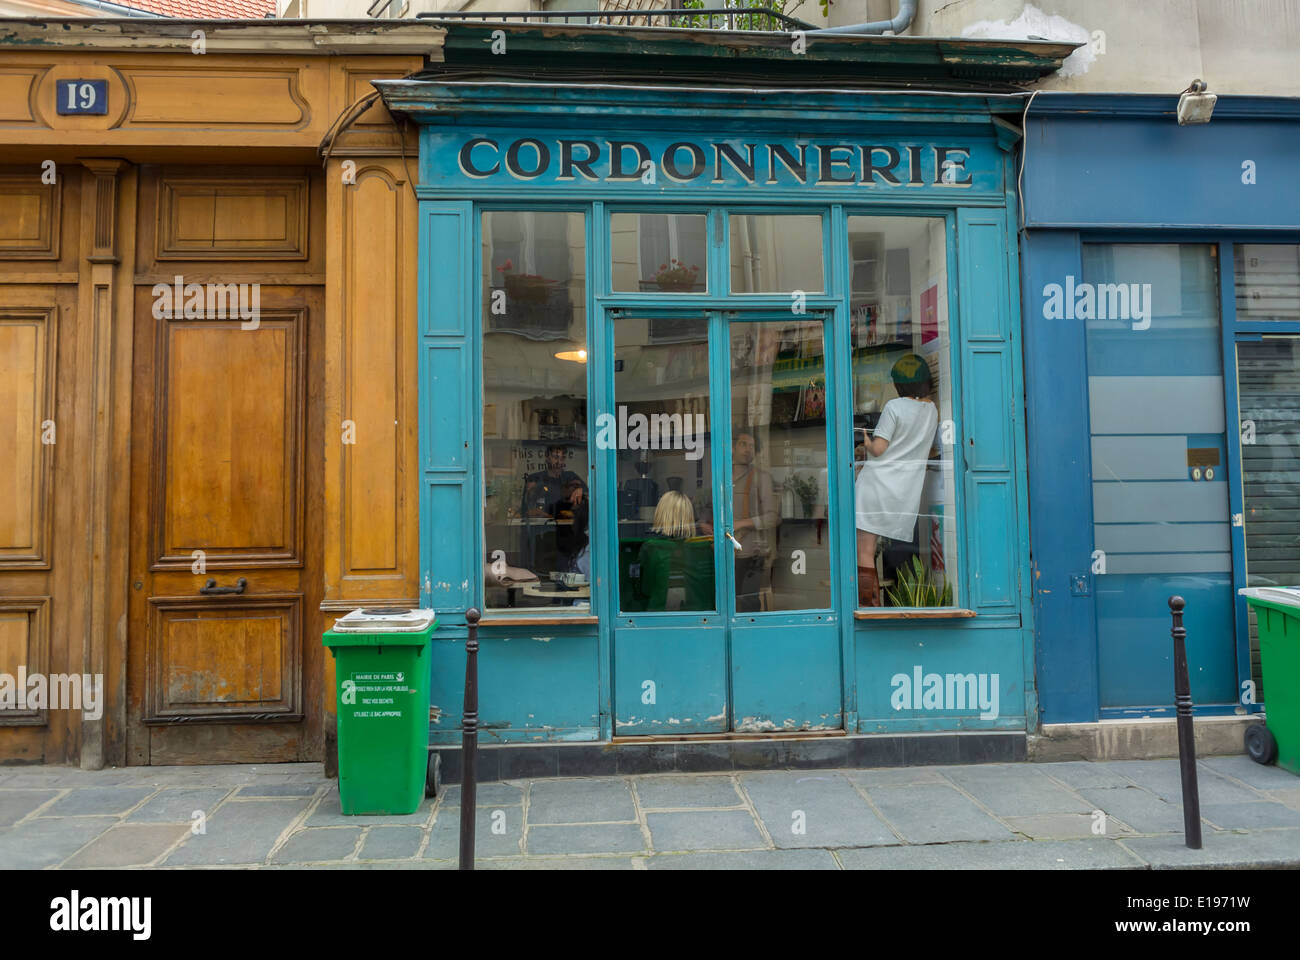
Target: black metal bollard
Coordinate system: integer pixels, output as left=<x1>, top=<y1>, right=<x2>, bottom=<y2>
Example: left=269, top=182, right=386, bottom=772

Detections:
left=459, top=608, right=480, bottom=870
left=1169, top=596, right=1202, bottom=849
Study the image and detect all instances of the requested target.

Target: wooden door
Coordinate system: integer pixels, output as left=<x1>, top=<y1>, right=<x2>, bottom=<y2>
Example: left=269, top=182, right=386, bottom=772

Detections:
left=126, top=284, right=322, bottom=764
left=0, top=165, right=87, bottom=764
left=0, top=285, right=75, bottom=760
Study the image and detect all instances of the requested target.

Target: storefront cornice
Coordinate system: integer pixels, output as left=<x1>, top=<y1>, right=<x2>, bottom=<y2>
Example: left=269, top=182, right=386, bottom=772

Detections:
left=0, top=18, right=447, bottom=56
left=426, top=19, right=1077, bottom=88
left=1025, top=92, right=1300, bottom=121
left=374, top=79, right=1030, bottom=129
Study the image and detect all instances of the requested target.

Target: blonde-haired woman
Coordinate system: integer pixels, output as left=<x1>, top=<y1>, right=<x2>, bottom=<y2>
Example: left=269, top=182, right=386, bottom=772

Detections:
left=650, top=490, right=695, bottom=539
left=635, top=491, right=714, bottom=611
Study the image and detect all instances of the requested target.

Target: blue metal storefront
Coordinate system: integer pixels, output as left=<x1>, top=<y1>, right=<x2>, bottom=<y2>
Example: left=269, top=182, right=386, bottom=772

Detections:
left=381, top=79, right=1035, bottom=744
left=1022, top=94, right=1300, bottom=725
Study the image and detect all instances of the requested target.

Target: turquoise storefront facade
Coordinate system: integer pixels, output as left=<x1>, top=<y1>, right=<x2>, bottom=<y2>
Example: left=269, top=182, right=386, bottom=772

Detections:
left=378, top=78, right=1035, bottom=746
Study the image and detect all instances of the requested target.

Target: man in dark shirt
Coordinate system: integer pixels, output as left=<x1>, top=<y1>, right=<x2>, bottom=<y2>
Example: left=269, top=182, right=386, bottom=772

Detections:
left=522, top=445, right=588, bottom=577
left=522, top=444, right=585, bottom=517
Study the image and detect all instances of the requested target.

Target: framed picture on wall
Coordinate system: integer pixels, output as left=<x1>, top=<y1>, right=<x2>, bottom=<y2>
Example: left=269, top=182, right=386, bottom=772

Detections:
left=921, top=283, right=938, bottom=344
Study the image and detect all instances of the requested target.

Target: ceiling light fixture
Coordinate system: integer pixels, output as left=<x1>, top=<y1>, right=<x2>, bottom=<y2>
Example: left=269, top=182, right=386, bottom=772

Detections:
left=555, top=348, right=587, bottom=364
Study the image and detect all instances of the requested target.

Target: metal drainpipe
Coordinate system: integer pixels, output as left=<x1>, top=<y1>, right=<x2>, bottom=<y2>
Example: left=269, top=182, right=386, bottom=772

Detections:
left=809, top=0, right=917, bottom=35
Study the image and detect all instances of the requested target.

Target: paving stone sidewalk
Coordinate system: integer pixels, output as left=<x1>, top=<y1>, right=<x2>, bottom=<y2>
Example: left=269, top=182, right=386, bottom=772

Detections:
left=2, top=755, right=1299, bottom=870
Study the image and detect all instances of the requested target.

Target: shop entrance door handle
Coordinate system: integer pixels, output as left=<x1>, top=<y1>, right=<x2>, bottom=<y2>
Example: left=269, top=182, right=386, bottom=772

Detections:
left=199, top=577, right=247, bottom=596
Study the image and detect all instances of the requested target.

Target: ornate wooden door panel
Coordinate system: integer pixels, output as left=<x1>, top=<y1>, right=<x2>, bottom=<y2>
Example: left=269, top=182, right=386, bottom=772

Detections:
left=0, top=304, right=56, bottom=570
left=128, top=283, right=321, bottom=764
left=0, top=280, right=78, bottom=762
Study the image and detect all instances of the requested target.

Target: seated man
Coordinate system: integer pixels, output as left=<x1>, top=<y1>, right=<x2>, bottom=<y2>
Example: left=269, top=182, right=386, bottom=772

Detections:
left=522, top=444, right=586, bottom=518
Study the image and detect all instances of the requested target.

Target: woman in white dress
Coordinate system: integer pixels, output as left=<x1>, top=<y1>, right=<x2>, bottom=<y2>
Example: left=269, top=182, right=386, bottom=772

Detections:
left=855, top=353, right=938, bottom=606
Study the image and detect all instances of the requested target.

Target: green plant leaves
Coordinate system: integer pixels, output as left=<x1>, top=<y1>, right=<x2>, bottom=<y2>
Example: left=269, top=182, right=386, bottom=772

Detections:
left=885, top=554, right=952, bottom=608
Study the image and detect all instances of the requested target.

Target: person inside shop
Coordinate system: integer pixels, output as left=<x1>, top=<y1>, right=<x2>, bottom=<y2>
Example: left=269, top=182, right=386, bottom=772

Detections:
left=698, top=429, right=778, bottom=611
left=556, top=476, right=590, bottom=580
left=635, top=491, right=713, bottom=611
left=732, top=430, right=779, bottom=611
left=522, top=444, right=586, bottom=518
left=518, top=445, right=588, bottom=589
left=854, top=353, right=939, bottom=606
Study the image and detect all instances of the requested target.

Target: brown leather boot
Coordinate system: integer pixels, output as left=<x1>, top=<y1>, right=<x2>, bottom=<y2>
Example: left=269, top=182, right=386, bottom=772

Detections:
left=857, top=566, right=880, bottom=607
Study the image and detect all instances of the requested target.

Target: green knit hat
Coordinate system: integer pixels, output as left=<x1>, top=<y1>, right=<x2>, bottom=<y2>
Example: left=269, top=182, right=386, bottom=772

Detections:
left=891, top=353, right=932, bottom=386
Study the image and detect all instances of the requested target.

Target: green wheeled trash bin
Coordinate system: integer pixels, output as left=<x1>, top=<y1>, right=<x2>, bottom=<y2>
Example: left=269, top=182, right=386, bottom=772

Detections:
left=1238, top=588, right=1300, bottom=775
left=323, top=608, right=438, bottom=814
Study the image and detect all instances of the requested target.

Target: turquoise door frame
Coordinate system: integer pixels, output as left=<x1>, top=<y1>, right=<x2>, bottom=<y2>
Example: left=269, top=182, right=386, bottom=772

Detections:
left=606, top=306, right=729, bottom=735
left=606, top=307, right=842, bottom=734
left=722, top=309, right=843, bottom=733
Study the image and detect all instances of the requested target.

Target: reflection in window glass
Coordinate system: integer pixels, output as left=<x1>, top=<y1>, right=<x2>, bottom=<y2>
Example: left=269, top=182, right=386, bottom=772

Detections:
left=1235, top=335, right=1300, bottom=703
left=848, top=216, right=957, bottom=608
left=1235, top=244, right=1300, bottom=321
left=481, top=211, right=591, bottom=611
left=614, top=318, right=715, bottom=612
left=611, top=213, right=708, bottom=293
left=1083, top=243, right=1236, bottom=707
left=729, top=214, right=824, bottom=293
left=725, top=321, right=831, bottom=612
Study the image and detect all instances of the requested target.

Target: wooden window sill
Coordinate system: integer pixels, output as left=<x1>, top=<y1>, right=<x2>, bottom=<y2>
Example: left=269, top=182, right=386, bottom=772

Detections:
left=478, top=615, right=599, bottom=627
left=854, top=608, right=977, bottom=620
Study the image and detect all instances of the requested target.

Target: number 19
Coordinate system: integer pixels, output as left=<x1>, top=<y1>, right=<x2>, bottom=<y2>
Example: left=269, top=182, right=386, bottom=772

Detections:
left=66, top=82, right=97, bottom=111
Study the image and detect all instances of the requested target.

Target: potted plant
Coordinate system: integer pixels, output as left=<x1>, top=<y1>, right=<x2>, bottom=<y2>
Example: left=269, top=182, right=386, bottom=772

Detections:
left=785, top=472, right=819, bottom=519
left=885, top=554, right=954, bottom=608
left=496, top=258, right=550, bottom=303
left=654, top=259, right=701, bottom=292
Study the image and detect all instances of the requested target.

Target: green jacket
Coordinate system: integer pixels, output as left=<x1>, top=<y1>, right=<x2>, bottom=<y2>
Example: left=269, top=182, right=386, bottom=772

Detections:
left=635, top=536, right=716, bottom=612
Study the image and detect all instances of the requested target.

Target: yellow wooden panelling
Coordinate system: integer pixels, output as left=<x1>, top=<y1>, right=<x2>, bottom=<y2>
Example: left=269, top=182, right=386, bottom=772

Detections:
left=0, top=309, right=55, bottom=568
left=0, top=174, right=60, bottom=259
left=157, top=174, right=309, bottom=260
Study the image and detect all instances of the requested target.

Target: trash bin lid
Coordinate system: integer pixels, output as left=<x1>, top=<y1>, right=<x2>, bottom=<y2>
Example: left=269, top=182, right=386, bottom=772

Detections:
left=1238, top=587, right=1300, bottom=608
left=331, top=607, right=437, bottom=632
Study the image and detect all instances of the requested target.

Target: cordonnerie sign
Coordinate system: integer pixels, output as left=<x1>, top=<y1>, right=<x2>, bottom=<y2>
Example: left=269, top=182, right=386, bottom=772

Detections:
left=429, top=133, right=1000, bottom=193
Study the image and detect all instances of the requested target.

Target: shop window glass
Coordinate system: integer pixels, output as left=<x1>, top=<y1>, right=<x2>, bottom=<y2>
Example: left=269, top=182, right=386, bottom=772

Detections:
left=614, top=318, right=715, bottom=612
left=848, top=215, right=958, bottom=608
left=481, top=211, right=591, bottom=611
left=611, top=213, right=708, bottom=293
left=727, top=319, right=832, bottom=612
left=1083, top=243, right=1236, bottom=706
left=729, top=214, right=824, bottom=293
left=1235, top=244, right=1300, bottom=322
